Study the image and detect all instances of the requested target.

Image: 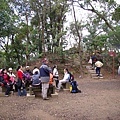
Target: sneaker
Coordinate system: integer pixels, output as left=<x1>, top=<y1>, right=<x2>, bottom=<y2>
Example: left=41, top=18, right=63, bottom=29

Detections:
left=43, top=98, right=49, bottom=100
left=5, top=95, right=9, bottom=97
left=56, top=88, right=60, bottom=90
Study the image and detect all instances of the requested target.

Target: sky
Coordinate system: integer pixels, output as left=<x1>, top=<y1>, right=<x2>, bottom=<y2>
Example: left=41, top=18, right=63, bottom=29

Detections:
left=65, top=0, right=120, bottom=49
left=115, top=0, right=120, bottom=4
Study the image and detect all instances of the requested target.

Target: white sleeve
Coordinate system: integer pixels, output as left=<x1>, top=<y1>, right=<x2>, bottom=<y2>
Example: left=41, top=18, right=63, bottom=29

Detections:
left=63, top=73, right=70, bottom=81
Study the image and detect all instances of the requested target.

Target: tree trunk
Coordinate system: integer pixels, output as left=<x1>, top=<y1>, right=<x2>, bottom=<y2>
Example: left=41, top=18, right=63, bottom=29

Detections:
left=71, top=0, right=84, bottom=77
left=41, top=0, right=46, bottom=57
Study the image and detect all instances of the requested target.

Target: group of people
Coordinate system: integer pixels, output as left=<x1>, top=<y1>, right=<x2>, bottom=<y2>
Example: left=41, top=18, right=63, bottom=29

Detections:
left=0, top=58, right=81, bottom=100
left=89, top=53, right=103, bottom=77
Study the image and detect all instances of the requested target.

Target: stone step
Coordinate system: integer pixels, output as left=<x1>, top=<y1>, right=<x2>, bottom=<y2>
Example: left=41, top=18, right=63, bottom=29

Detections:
left=88, top=70, right=96, bottom=74
left=63, top=89, right=70, bottom=91
left=86, top=66, right=92, bottom=70
left=91, top=74, right=103, bottom=76
left=92, top=76, right=103, bottom=79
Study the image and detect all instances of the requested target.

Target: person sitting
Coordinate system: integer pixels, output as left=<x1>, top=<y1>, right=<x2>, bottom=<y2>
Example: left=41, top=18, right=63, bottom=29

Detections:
left=0, top=69, right=4, bottom=86
left=1, top=69, right=12, bottom=96
left=23, top=66, right=32, bottom=89
left=32, top=66, right=40, bottom=76
left=32, top=71, right=41, bottom=86
left=7, top=68, right=16, bottom=92
left=47, top=73, right=54, bottom=96
left=7, top=68, right=16, bottom=82
left=57, top=68, right=70, bottom=91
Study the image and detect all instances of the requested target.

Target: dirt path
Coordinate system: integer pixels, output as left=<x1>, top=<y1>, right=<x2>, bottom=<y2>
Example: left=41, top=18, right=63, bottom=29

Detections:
left=0, top=66, right=120, bottom=120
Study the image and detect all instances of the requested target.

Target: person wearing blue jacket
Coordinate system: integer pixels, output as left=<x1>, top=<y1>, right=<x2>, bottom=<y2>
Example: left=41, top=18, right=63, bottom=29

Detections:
left=32, top=71, right=41, bottom=86
left=39, top=58, right=51, bottom=100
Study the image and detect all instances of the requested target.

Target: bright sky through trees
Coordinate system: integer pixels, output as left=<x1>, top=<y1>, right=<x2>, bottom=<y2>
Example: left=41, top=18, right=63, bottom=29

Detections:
left=64, top=0, right=120, bottom=49
left=115, top=0, right=120, bottom=4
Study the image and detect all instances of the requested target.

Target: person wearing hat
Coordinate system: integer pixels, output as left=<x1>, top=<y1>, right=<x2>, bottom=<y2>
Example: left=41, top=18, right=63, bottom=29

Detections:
left=8, top=68, right=16, bottom=82
left=7, top=68, right=16, bottom=92
left=23, top=66, right=32, bottom=89
left=1, top=68, right=12, bottom=96
left=39, top=58, right=51, bottom=100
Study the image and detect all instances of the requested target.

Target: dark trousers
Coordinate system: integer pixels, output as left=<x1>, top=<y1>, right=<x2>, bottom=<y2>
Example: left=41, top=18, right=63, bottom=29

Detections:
left=18, top=83, right=27, bottom=96
left=53, top=76, right=59, bottom=88
left=96, top=67, right=101, bottom=76
left=55, top=80, right=59, bottom=88
left=5, top=85, right=11, bottom=95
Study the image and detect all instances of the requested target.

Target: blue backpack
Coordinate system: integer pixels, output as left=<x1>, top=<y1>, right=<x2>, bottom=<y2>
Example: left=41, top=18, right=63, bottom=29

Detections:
left=70, top=81, right=78, bottom=93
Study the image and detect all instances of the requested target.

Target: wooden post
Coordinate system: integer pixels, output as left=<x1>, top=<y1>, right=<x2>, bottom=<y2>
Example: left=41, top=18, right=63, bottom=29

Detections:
left=109, top=50, right=116, bottom=79
left=113, top=56, right=115, bottom=79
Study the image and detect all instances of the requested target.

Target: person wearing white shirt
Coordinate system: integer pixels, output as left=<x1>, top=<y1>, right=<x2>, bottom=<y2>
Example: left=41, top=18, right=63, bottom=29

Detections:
left=52, top=65, right=59, bottom=88
left=95, top=60, right=103, bottom=77
left=57, top=68, right=70, bottom=90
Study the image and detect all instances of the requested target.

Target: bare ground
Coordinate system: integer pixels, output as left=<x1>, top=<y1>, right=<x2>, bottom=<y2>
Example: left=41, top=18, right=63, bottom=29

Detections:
left=0, top=66, right=120, bottom=120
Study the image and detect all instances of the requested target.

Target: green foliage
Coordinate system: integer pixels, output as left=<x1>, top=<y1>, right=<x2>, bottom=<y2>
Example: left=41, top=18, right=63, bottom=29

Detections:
left=108, top=26, right=120, bottom=49
left=112, top=6, right=120, bottom=22
left=0, top=0, right=120, bottom=69
left=0, top=0, right=69, bottom=67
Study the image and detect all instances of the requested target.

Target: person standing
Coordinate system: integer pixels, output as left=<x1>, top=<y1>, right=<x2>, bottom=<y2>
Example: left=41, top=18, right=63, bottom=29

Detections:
left=16, top=65, right=27, bottom=96
left=91, top=53, right=97, bottom=69
left=95, top=59, right=103, bottom=77
left=52, top=65, right=59, bottom=88
left=39, top=58, right=51, bottom=100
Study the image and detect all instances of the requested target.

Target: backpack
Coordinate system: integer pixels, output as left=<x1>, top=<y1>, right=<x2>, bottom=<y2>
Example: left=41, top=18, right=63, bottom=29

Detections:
left=24, top=72, right=31, bottom=81
left=70, top=81, right=78, bottom=93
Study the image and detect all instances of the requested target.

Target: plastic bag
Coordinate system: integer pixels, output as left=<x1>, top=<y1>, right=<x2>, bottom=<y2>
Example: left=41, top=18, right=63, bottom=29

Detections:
left=118, top=66, right=120, bottom=75
left=88, top=58, right=92, bottom=64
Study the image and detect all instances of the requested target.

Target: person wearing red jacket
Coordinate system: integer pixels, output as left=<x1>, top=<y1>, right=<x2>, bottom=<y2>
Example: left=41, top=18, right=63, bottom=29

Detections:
left=1, top=69, right=12, bottom=96
left=16, top=65, right=26, bottom=96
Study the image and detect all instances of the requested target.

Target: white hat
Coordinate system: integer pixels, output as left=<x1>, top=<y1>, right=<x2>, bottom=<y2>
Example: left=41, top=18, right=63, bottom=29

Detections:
left=26, top=66, right=29, bottom=68
left=8, top=68, right=12, bottom=71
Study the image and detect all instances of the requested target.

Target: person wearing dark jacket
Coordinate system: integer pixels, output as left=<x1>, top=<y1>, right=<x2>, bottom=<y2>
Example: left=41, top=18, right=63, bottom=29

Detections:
left=39, top=58, right=51, bottom=100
